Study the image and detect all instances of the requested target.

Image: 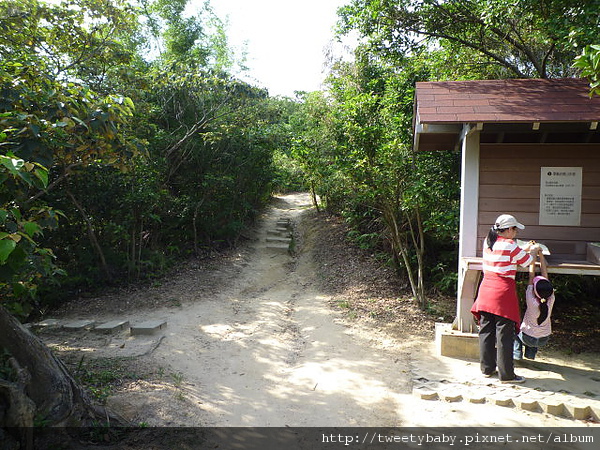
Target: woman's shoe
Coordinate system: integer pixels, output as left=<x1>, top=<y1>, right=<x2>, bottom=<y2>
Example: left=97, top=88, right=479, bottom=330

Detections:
left=500, top=375, right=526, bottom=384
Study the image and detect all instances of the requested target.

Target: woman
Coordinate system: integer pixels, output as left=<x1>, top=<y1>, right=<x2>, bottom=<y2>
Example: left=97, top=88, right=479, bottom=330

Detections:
left=471, top=214, right=534, bottom=383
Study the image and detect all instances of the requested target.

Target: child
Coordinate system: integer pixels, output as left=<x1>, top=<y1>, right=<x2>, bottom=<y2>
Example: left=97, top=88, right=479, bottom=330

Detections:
left=514, top=248, right=555, bottom=360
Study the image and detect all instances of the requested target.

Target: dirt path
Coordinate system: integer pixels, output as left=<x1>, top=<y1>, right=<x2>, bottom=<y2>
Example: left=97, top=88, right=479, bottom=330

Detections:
left=43, top=193, right=597, bottom=429
left=103, top=193, right=415, bottom=427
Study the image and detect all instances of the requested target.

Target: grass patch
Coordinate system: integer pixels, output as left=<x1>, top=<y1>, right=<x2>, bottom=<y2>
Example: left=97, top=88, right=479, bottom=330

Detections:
left=72, top=356, right=143, bottom=404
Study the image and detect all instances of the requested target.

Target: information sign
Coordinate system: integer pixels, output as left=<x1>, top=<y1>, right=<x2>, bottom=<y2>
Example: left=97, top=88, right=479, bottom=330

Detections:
left=539, top=167, right=582, bottom=226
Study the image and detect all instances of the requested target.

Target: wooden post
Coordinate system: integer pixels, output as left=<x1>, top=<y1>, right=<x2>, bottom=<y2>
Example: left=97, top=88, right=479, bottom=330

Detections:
left=455, top=124, right=480, bottom=332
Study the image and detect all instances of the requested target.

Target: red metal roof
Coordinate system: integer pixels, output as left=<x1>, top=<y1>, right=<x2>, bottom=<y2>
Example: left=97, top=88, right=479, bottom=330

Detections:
left=415, top=78, right=600, bottom=124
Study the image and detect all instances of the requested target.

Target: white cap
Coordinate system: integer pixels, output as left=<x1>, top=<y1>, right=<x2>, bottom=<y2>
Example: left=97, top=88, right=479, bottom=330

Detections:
left=494, top=214, right=525, bottom=230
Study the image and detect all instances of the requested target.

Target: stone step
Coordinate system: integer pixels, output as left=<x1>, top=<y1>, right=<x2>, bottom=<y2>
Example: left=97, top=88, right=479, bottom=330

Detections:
left=130, top=320, right=167, bottom=336
left=62, top=320, right=96, bottom=331
left=267, top=229, right=291, bottom=236
left=276, top=219, right=291, bottom=228
left=266, top=236, right=292, bottom=243
left=266, top=243, right=291, bottom=254
left=93, top=320, right=130, bottom=334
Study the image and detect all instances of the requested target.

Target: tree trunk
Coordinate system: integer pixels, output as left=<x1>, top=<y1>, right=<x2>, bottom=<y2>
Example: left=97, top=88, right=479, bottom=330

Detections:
left=66, top=188, right=111, bottom=280
left=405, top=206, right=427, bottom=309
left=310, top=182, right=320, bottom=213
left=0, top=306, right=126, bottom=432
left=192, top=198, right=205, bottom=254
left=382, top=201, right=428, bottom=309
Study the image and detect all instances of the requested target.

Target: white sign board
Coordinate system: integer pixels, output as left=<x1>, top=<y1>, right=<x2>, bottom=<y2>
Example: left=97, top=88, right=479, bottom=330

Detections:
left=539, top=167, right=582, bottom=226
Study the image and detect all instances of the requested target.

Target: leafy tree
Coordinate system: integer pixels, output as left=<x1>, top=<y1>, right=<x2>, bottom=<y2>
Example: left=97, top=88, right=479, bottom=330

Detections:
left=0, top=153, right=60, bottom=316
left=289, top=91, right=338, bottom=209
left=337, top=0, right=600, bottom=79
left=293, top=48, right=460, bottom=308
left=11, top=0, right=274, bottom=292
left=0, top=0, right=140, bottom=89
left=0, top=0, right=142, bottom=433
left=0, top=54, right=137, bottom=292
left=0, top=155, right=121, bottom=434
left=0, top=89, right=129, bottom=435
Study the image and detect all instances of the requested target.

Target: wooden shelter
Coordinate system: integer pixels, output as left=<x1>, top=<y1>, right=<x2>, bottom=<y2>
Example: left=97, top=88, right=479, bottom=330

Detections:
left=413, top=78, right=600, bottom=334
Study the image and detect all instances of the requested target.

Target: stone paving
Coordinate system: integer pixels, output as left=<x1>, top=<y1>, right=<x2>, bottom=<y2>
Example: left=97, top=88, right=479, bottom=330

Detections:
left=411, top=341, right=600, bottom=423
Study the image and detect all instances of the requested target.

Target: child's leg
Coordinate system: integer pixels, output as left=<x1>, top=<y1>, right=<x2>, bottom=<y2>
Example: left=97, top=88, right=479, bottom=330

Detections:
left=513, top=335, right=524, bottom=360
left=521, top=333, right=542, bottom=359
left=524, top=345, right=538, bottom=359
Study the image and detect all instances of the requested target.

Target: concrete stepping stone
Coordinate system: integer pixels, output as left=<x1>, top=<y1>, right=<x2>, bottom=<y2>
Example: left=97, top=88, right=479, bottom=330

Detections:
left=415, top=389, right=438, bottom=400
left=34, top=319, right=60, bottom=328
left=62, top=320, right=96, bottom=331
left=539, top=398, right=566, bottom=416
left=440, top=391, right=463, bottom=402
left=409, top=367, right=600, bottom=422
left=94, top=320, right=130, bottom=334
left=130, top=320, right=167, bottom=335
left=492, top=396, right=514, bottom=407
left=516, top=398, right=541, bottom=412
left=466, top=394, right=486, bottom=404
left=565, top=404, right=593, bottom=420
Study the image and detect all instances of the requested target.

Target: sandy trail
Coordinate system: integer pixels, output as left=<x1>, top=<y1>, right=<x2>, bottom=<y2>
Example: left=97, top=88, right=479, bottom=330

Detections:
left=139, top=193, right=411, bottom=427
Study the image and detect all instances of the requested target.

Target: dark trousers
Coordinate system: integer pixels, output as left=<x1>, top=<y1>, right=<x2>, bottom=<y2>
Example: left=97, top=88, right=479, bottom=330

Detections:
left=478, top=312, right=516, bottom=381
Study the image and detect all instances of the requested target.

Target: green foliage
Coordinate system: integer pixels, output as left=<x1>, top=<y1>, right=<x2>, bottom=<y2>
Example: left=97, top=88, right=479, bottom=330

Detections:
left=337, top=0, right=600, bottom=79
left=289, top=48, right=461, bottom=307
left=0, top=60, right=138, bottom=171
left=271, top=151, right=307, bottom=193
left=0, top=4, right=143, bottom=310
left=0, top=151, right=64, bottom=317
left=0, top=0, right=141, bottom=93
left=0, top=0, right=292, bottom=315
left=574, top=45, right=600, bottom=96
left=550, top=274, right=600, bottom=304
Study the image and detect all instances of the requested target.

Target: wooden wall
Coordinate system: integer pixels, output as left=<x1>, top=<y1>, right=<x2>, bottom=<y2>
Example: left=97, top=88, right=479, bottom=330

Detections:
left=477, top=144, right=600, bottom=261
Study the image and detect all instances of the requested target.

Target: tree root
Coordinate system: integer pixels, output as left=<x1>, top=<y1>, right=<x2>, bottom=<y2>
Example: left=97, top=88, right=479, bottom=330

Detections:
left=0, top=357, right=35, bottom=449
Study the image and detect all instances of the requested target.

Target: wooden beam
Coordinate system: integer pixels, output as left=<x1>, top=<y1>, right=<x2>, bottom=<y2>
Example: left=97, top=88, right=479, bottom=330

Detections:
left=463, top=257, right=600, bottom=276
